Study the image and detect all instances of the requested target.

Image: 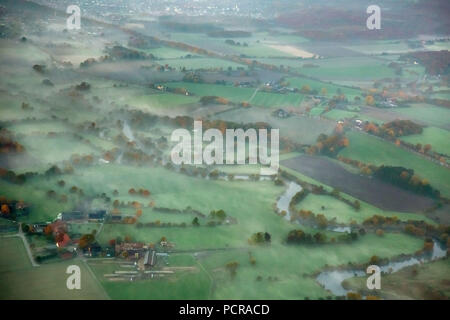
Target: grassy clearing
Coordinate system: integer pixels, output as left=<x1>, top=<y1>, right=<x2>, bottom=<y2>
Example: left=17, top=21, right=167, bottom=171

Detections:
left=340, top=131, right=450, bottom=197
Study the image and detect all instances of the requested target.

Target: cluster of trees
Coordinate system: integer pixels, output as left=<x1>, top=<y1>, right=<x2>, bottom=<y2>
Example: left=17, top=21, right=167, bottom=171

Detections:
left=307, top=133, right=349, bottom=156
left=0, top=129, right=24, bottom=153
left=79, top=55, right=111, bottom=68
left=32, top=64, right=46, bottom=73
left=106, top=45, right=153, bottom=60
left=363, top=120, right=423, bottom=139
left=337, top=156, right=378, bottom=176
left=290, top=209, right=331, bottom=228
left=75, top=82, right=91, bottom=91
left=374, top=165, right=440, bottom=198
left=225, top=261, right=239, bottom=278
left=128, top=188, right=151, bottom=197
left=200, top=96, right=230, bottom=106
left=138, top=220, right=187, bottom=228
left=362, top=215, right=400, bottom=227
left=224, top=39, right=248, bottom=47
left=382, top=120, right=422, bottom=137
left=286, top=229, right=328, bottom=244
left=128, top=35, right=159, bottom=50
left=209, top=30, right=252, bottom=38
left=0, top=197, right=27, bottom=220
left=209, top=209, right=226, bottom=221
left=288, top=228, right=360, bottom=244
left=289, top=190, right=308, bottom=210
left=396, top=139, right=446, bottom=164
left=248, top=232, right=271, bottom=245
left=0, top=168, right=36, bottom=185
left=404, top=223, right=426, bottom=237
left=401, top=51, right=450, bottom=75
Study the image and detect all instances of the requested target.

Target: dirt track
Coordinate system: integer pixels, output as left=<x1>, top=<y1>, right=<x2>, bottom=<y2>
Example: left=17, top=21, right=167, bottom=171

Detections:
left=281, top=154, right=435, bottom=213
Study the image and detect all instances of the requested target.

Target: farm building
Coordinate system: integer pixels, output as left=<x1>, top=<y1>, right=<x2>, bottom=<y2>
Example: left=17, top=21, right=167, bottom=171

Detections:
left=88, top=210, right=107, bottom=222
left=57, top=211, right=85, bottom=221
left=144, top=250, right=157, bottom=268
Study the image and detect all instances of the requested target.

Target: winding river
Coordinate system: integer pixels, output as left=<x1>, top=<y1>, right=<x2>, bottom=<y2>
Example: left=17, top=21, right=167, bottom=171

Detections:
left=275, top=182, right=351, bottom=233
left=316, top=239, right=447, bottom=296
left=275, top=181, right=447, bottom=297
left=276, top=181, right=303, bottom=220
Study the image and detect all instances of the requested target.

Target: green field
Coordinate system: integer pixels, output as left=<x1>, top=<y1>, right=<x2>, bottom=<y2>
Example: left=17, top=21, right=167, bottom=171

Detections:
left=200, top=233, right=423, bottom=299
left=293, top=57, right=396, bottom=80
left=323, top=109, right=359, bottom=120
left=128, top=93, right=199, bottom=110
left=157, top=57, right=244, bottom=70
left=295, top=193, right=434, bottom=225
left=89, top=254, right=211, bottom=299
left=213, top=107, right=335, bottom=145
left=401, top=127, right=450, bottom=155
left=165, top=32, right=307, bottom=58
left=140, top=46, right=191, bottom=59
left=392, top=104, right=450, bottom=129
left=0, top=237, right=108, bottom=299
left=309, top=107, right=325, bottom=116
left=279, top=56, right=425, bottom=81
left=162, top=82, right=304, bottom=108
left=340, top=131, right=450, bottom=197
left=286, top=77, right=362, bottom=99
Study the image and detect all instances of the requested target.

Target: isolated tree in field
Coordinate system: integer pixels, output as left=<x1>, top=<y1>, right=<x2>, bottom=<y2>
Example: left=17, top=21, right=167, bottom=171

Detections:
left=192, top=217, right=200, bottom=226
left=365, top=95, right=375, bottom=106
left=300, top=85, right=311, bottom=94
left=423, top=144, right=431, bottom=153
left=321, top=88, right=328, bottom=96
left=225, top=261, right=239, bottom=278
left=1, top=204, right=10, bottom=215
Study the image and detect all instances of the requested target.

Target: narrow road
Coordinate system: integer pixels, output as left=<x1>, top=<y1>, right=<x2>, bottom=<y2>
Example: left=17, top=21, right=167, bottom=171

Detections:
left=18, top=223, right=39, bottom=267
left=1, top=224, right=40, bottom=267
